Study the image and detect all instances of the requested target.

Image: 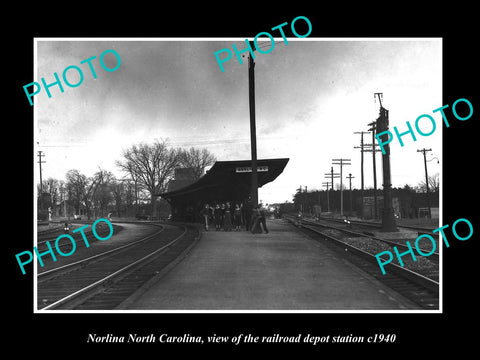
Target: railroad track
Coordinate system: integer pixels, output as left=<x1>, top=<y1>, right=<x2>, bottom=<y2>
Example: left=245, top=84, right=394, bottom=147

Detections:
left=37, top=223, right=67, bottom=241
left=36, top=222, right=124, bottom=253
left=37, top=222, right=200, bottom=311
left=284, top=216, right=439, bottom=310
left=303, top=214, right=438, bottom=234
left=298, top=217, right=440, bottom=263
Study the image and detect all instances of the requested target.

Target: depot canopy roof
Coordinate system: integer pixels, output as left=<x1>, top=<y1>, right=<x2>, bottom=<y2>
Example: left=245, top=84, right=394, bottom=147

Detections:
left=158, top=158, right=289, bottom=204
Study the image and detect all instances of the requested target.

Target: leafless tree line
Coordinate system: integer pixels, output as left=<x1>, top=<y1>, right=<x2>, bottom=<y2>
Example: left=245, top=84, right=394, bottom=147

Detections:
left=38, top=139, right=216, bottom=220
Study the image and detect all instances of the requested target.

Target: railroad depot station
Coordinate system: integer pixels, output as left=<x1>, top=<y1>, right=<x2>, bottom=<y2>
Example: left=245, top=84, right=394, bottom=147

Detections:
left=34, top=39, right=441, bottom=312
left=159, top=158, right=289, bottom=222
left=37, top=133, right=440, bottom=311
left=37, top=154, right=440, bottom=311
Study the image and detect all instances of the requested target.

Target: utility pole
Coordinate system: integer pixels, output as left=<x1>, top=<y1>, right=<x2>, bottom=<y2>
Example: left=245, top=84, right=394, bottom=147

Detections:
left=366, top=122, right=381, bottom=219
left=332, top=159, right=351, bottom=216
left=303, top=186, right=309, bottom=213
left=38, top=151, right=45, bottom=193
left=417, top=148, right=432, bottom=219
left=354, top=131, right=369, bottom=195
left=375, top=93, right=397, bottom=231
left=38, top=151, right=46, bottom=210
left=346, top=173, right=355, bottom=215
left=322, top=181, right=330, bottom=213
left=248, top=40, right=258, bottom=208
left=325, top=167, right=340, bottom=213
left=354, top=131, right=369, bottom=218
left=363, top=140, right=381, bottom=218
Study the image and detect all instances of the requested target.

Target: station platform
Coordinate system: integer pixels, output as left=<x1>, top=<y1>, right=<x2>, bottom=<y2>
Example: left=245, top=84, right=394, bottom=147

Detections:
left=126, top=220, right=418, bottom=311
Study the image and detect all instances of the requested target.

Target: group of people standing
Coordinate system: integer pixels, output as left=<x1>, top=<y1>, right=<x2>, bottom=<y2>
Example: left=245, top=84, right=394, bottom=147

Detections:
left=200, top=202, right=269, bottom=234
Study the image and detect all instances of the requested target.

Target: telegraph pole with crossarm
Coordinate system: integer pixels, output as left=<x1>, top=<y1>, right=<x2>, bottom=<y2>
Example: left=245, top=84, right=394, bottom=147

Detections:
left=325, top=167, right=340, bottom=213
left=322, top=181, right=331, bottom=213
left=417, top=148, right=433, bottom=219
left=332, top=159, right=351, bottom=216
left=346, top=173, right=355, bottom=215
left=38, top=150, right=46, bottom=209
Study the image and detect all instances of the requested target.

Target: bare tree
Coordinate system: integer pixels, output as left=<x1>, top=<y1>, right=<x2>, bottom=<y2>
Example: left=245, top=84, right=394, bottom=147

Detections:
left=37, top=177, right=60, bottom=210
left=65, top=169, right=100, bottom=220
left=178, top=147, right=216, bottom=180
left=111, top=180, right=125, bottom=217
left=116, top=139, right=181, bottom=216
left=417, top=173, right=440, bottom=193
left=92, top=168, right=115, bottom=218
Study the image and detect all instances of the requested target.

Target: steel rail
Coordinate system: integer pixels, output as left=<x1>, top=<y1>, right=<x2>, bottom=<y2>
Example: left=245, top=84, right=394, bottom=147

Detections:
left=304, top=214, right=437, bottom=233
left=40, top=225, right=187, bottom=310
left=291, top=216, right=439, bottom=258
left=284, top=216, right=439, bottom=293
left=38, top=223, right=164, bottom=279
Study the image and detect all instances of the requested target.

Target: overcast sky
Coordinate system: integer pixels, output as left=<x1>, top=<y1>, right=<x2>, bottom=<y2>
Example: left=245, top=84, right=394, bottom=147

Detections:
left=35, top=38, right=442, bottom=204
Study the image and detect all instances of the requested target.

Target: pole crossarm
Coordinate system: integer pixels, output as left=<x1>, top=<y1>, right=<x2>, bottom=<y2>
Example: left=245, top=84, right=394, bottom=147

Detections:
left=354, top=131, right=369, bottom=196
left=362, top=149, right=382, bottom=153
left=331, top=159, right=351, bottom=215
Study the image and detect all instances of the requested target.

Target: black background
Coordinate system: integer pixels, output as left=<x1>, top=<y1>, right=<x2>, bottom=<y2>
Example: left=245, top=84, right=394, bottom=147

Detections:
left=7, top=4, right=478, bottom=355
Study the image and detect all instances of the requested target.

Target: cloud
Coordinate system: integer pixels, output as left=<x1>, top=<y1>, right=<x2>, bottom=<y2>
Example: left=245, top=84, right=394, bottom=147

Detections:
left=35, top=39, right=442, bottom=204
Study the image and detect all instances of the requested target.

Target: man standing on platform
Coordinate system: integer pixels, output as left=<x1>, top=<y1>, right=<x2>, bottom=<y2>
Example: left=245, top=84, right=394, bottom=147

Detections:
left=214, top=204, right=222, bottom=231
left=258, top=203, right=269, bottom=234
left=251, top=206, right=263, bottom=234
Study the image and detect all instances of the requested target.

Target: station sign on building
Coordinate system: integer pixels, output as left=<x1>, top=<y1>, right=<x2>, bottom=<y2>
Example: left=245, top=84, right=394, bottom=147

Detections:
left=235, top=166, right=269, bottom=173
left=159, top=159, right=288, bottom=222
